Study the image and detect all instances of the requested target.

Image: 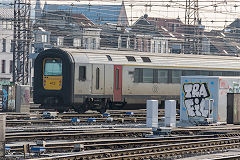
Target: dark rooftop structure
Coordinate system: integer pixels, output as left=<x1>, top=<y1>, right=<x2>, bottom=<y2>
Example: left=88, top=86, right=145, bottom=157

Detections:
left=42, top=2, right=128, bottom=26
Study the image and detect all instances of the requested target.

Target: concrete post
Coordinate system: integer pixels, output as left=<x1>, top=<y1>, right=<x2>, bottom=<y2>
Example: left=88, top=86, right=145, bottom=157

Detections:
left=15, top=85, right=30, bottom=113
left=0, top=113, right=6, bottom=158
left=146, top=100, right=158, bottom=128
left=165, top=100, right=176, bottom=127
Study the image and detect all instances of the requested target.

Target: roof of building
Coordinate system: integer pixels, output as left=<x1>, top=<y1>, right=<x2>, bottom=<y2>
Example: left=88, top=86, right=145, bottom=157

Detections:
left=131, top=15, right=162, bottom=36
left=43, top=3, right=128, bottom=25
left=227, top=18, right=240, bottom=28
left=71, top=13, right=95, bottom=27
left=0, top=7, right=13, bottom=19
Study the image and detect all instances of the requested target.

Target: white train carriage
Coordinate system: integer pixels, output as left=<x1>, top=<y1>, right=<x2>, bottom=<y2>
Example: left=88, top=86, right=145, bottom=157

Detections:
left=33, top=48, right=240, bottom=113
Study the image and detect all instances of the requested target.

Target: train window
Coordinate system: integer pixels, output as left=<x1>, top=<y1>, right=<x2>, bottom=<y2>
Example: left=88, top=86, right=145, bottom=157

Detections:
left=134, top=68, right=143, bottom=83
left=172, top=70, right=182, bottom=83
left=235, top=72, right=240, bottom=76
left=211, top=71, right=222, bottom=76
left=44, top=59, right=62, bottom=76
left=157, top=70, right=168, bottom=83
left=96, top=67, right=100, bottom=90
left=143, top=69, right=153, bottom=83
left=141, top=57, right=151, bottom=62
left=182, top=70, right=199, bottom=76
left=115, top=69, right=119, bottom=89
left=106, top=55, right=112, bottom=61
left=126, top=56, right=136, bottom=62
left=222, top=71, right=235, bottom=76
left=79, top=66, right=86, bottom=81
left=199, top=71, right=210, bottom=76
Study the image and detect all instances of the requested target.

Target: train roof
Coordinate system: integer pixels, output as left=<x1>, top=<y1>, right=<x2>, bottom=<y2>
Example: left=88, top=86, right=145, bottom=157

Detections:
left=57, top=48, right=240, bottom=70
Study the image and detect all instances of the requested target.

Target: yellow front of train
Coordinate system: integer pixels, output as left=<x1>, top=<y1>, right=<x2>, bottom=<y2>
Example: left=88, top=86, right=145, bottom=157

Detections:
left=43, top=58, right=63, bottom=90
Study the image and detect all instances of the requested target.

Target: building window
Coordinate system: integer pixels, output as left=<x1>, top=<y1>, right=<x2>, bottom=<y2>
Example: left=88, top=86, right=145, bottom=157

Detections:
left=10, top=40, right=14, bottom=52
left=147, top=39, right=151, bottom=52
left=84, top=38, right=88, bottom=49
left=2, top=60, right=5, bottom=73
left=2, top=21, right=6, bottom=29
left=57, top=37, right=64, bottom=46
left=92, top=38, right=96, bottom=49
left=42, top=35, right=47, bottom=43
left=9, top=60, right=13, bottom=73
left=73, top=38, right=81, bottom=47
left=2, top=38, right=6, bottom=52
left=152, top=41, right=155, bottom=53
left=158, top=42, right=161, bottom=53
left=2, top=21, right=12, bottom=30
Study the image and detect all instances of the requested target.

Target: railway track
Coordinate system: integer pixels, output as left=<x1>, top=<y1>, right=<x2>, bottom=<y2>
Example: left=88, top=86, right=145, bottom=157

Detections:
left=7, top=135, right=217, bottom=153
left=6, top=127, right=152, bottom=142
left=14, top=136, right=240, bottom=160
left=5, top=109, right=171, bottom=127
left=4, top=108, right=240, bottom=159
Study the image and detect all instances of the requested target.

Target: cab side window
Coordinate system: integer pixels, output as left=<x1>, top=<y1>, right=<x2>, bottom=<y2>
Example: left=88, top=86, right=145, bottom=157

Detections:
left=79, top=66, right=86, bottom=81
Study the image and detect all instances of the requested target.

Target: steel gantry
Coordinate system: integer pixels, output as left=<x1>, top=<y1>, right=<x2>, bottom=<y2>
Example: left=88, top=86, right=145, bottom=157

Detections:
left=184, top=0, right=203, bottom=54
left=13, top=0, right=31, bottom=85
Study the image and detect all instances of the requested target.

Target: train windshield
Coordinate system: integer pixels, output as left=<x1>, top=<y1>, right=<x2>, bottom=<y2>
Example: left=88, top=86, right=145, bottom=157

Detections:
left=44, top=59, right=62, bottom=76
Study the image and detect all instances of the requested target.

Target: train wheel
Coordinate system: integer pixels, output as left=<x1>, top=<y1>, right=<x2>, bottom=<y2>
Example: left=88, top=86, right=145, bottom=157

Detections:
left=77, top=104, right=87, bottom=114
left=97, top=108, right=105, bottom=114
left=78, top=107, right=87, bottom=114
left=97, top=98, right=107, bottom=114
left=111, top=102, right=126, bottom=110
left=105, top=99, right=112, bottom=111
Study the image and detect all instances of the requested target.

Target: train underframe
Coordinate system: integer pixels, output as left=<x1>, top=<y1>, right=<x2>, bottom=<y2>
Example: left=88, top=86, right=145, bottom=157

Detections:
left=40, top=95, right=180, bottom=113
left=40, top=98, right=127, bottom=114
left=75, top=98, right=127, bottom=114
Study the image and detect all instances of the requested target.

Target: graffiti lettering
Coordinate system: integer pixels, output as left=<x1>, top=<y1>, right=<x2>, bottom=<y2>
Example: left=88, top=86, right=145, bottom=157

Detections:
left=183, top=83, right=210, bottom=118
left=2, top=88, right=8, bottom=110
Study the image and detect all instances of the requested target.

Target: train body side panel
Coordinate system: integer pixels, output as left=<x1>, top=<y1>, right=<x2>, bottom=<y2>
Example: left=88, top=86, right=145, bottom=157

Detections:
left=104, top=64, right=114, bottom=96
left=122, top=65, right=180, bottom=104
left=73, top=63, right=92, bottom=103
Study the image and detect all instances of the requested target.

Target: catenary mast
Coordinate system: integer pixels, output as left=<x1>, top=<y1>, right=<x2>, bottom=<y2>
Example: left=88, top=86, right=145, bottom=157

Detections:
left=184, top=0, right=202, bottom=54
left=13, top=0, right=31, bottom=85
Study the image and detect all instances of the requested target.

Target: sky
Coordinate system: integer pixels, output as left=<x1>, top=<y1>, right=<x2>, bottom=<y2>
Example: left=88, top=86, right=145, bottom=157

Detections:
left=2, top=0, right=240, bottom=30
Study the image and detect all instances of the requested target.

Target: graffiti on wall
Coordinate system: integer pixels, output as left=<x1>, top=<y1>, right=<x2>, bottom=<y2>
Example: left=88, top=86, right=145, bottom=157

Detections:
left=183, top=83, right=211, bottom=118
left=1, top=85, right=15, bottom=111
left=228, top=82, right=240, bottom=93
left=2, top=87, right=8, bottom=111
left=20, top=86, right=30, bottom=105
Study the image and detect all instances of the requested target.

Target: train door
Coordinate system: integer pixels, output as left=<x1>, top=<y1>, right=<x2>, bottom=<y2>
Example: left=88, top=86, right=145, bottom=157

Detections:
left=113, top=65, right=122, bottom=101
left=92, top=64, right=104, bottom=94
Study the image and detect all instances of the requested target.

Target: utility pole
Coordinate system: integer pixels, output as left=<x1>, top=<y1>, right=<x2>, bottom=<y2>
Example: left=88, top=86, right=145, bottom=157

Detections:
left=184, top=0, right=202, bottom=54
left=13, top=0, right=31, bottom=85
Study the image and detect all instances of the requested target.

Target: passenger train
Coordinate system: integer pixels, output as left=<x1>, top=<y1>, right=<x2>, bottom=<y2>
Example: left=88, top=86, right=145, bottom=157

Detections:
left=33, top=48, right=240, bottom=113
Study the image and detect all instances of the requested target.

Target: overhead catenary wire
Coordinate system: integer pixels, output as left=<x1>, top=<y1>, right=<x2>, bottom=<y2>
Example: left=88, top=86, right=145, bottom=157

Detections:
left=0, top=0, right=240, bottom=54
